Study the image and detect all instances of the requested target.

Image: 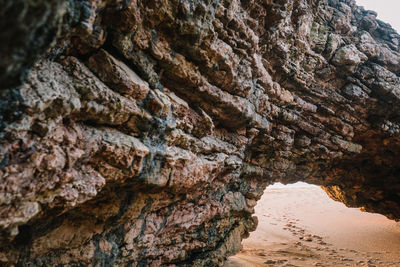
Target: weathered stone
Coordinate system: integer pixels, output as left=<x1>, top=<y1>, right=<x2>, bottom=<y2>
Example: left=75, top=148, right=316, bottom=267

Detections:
left=332, top=44, right=368, bottom=66
left=0, top=0, right=399, bottom=266
left=88, top=49, right=150, bottom=101
left=0, top=0, right=67, bottom=89
left=342, top=84, right=368, bottom=100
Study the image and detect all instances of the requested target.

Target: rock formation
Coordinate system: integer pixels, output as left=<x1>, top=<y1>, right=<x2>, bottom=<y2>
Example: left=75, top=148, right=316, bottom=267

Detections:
left=0, top=0, right=399, bottom=265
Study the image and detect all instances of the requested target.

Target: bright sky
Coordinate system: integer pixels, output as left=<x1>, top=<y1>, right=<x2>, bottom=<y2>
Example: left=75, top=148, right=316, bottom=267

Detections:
left=268, top=182, right=316, bottom=188
left=356, top=0, right=400, bottom=32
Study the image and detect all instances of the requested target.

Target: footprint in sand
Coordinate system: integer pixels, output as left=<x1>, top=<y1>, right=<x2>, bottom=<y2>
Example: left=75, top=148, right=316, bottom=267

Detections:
left=341, top=257, right=353, bottom=262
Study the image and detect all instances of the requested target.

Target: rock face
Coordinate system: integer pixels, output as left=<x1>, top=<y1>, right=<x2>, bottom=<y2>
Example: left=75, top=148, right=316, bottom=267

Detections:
left=0, top=0, right=399, bottom=265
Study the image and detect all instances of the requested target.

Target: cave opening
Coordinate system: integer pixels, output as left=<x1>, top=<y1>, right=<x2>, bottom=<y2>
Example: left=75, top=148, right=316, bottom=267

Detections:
left=225, top=182, right=400, bottom=267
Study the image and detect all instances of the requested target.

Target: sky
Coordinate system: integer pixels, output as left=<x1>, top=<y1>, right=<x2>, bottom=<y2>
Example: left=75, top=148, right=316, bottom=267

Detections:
left=356, top=0, right=400, bottom=32
left=268, top=182, right=316, bottom=188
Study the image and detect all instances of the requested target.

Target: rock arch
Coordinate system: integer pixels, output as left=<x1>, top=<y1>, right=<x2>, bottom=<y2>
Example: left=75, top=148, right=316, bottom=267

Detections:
left=0, top=0, right=399, bottom=265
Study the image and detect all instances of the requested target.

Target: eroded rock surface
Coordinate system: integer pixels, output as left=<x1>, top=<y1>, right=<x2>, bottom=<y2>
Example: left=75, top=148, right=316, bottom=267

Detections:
left=0, top=0, right=399, bottom=265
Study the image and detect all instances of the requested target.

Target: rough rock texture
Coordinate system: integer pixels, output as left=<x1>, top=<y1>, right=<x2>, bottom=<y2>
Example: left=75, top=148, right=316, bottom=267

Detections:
left=0, top=0, right=399, bottom=265
left=0, top=0, right=66, bottom=89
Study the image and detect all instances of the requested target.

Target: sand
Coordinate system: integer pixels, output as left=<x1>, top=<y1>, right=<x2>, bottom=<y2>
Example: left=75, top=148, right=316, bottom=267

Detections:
left=224, top=184, right=400, bottom=267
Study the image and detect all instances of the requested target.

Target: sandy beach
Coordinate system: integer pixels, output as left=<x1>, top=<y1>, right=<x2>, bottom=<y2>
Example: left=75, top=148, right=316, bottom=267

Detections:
left=224, top=184, right=400, bottom=267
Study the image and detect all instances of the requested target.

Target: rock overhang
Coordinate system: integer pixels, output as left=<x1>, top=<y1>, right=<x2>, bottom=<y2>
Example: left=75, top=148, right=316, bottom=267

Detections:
left=0, top=0, right=399, bottom=265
